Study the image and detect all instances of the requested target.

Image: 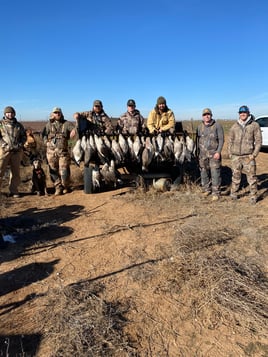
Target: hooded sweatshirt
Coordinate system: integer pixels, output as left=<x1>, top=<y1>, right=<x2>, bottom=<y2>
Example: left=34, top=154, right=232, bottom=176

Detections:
left=228, top=115, right=262, bottom=157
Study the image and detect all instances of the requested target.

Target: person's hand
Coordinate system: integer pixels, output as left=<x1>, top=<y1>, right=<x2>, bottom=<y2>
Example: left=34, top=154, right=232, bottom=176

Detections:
left=73, top=113, right=79, bottom=120
left=70, top=129, right=77, bottom=139
left=249, top=154, right=255, bottom=161
left=214, top=152, right=220, bottom=160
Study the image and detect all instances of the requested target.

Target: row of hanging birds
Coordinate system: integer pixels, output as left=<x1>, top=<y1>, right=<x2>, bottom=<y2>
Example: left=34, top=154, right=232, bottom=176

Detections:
left=72, top=133, right=195, bottom=172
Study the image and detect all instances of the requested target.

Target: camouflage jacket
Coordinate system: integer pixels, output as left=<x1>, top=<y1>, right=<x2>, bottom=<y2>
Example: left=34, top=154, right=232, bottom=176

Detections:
left=117, top=109, right=146, bottom=135
left=196, top=120, right=224, bottom=158
left=147, top=108, right=175, bottom=133
left=228, top=116, right=262, bottom=157
left=42, top=118, right=74, bottom=151
left=0, top=117, right=26, bottom=153
left=76, top=110, right=114, bottom=135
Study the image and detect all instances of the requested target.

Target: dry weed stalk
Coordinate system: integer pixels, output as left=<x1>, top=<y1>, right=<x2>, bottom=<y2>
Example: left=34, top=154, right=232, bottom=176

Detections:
left=42, top=281, right=138, bottom=357
left=162, top=233, right=268, bottom=337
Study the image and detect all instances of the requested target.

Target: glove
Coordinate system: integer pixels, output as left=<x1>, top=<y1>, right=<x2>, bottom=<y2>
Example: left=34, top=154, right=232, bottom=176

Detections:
left=244, top=154, right=255, bottom=164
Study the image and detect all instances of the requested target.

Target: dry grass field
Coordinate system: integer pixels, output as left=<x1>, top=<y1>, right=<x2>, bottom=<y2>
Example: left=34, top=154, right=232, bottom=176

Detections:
left=0, top=120, right=267, bottom=356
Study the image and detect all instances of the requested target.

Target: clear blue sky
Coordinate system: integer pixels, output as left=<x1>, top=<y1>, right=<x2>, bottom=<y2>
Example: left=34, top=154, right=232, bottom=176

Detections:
left=1, top=0, right=268, bottom=121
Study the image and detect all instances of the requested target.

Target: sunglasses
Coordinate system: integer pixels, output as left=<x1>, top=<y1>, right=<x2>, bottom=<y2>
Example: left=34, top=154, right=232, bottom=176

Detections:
left=203, top=113, right=211, bottom=116
left=53, top=112, right=61, bottom=114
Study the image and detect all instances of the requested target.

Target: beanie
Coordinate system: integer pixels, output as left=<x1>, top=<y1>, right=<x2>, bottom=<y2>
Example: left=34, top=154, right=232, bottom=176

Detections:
left=4, top=106, right=16, bottom=115
left=157, top=96, right=166, bottom=105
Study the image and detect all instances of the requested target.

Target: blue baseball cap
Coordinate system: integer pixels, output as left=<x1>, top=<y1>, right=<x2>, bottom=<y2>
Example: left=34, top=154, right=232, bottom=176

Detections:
left=238, top=105, right=250, bottom=113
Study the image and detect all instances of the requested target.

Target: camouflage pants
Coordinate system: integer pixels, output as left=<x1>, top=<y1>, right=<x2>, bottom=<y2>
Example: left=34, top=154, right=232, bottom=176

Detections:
left=46, top=148, right=71, bottom=189
left=199, top=156, right=221, bottom=195
left=0, top=148, right=23, bottom=194
left=230, top=155, right=257, bottom=196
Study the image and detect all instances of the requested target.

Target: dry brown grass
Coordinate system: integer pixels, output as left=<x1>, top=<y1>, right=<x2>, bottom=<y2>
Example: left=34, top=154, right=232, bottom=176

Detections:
left=26, top=187, right=267, bottom=356
left=1, top=138, right=268, bottom=356
left=41, top=282, right=137, bottom=357
left=161, top=251, right=268, bottom=335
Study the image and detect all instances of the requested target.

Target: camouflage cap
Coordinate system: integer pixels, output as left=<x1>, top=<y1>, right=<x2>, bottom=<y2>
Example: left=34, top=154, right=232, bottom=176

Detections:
left=93, top=100, right=103, bottom=107
left=52, top=107, right=62, bottom=113
left=202, top=108, right=212, bottom=115
left=4, top=106, right=16, bottom=115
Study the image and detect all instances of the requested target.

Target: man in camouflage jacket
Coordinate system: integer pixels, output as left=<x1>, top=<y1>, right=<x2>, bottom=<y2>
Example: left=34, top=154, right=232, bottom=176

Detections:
left=196, top=108, right=224, bottom=200
left=117, top=99, right=146, bottom=135
left=0, top=106, right=26, bottom=197
left=42, top=107, right=75, bottom=195
left=228, top=105, right=262, bottom=204
left=73, top=99, right=114, bottom=137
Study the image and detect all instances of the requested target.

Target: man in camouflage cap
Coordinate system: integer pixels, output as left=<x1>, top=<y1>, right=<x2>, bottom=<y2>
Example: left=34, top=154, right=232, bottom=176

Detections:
left=73, top=100, right=114, bottom=137
left=0, top=106, right=26, bottom=197
left=196, top=108, right=224, bottom=201
left=117, top=99, right=146, bottom=135
left=42, top=107, right=75, bottom=195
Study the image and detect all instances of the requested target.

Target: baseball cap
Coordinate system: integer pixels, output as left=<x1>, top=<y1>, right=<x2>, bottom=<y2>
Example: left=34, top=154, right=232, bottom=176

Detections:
left=127, top=99, right=136, bottom=106
left=238, top=105, right=250, bottom=113
left=93, top=100, right=103, bottom=107
left=202, top=108, right=212, bottom=115
left=52, top=107, right=62, bottom=113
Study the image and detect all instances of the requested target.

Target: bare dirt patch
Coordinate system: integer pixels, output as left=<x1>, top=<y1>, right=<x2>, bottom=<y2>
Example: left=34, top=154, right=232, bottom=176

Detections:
left=0, top=147, right=268, bottom=356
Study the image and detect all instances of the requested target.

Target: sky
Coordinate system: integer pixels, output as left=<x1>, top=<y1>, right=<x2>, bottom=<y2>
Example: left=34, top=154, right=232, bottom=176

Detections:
left=1, top=0, right=268, bottom=121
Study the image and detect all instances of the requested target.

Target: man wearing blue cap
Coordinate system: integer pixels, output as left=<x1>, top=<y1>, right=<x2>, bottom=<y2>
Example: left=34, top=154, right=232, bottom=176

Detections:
left=228, top=105, right=262, bottom=204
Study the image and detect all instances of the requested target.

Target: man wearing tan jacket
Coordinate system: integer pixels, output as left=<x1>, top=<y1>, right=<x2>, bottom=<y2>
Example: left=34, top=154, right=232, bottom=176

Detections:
left=0, top=106, right=26, bottom=197
left=147, top=96, right=175, bottom=134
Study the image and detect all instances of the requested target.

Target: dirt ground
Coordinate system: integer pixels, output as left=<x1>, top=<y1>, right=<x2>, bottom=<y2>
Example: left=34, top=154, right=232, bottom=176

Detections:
left=0, top=147, right=267, bottom=356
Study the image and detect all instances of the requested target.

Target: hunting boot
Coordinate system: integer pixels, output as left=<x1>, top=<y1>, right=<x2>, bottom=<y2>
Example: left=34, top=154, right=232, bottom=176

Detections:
left=54, top=186, right=63, bottom=196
